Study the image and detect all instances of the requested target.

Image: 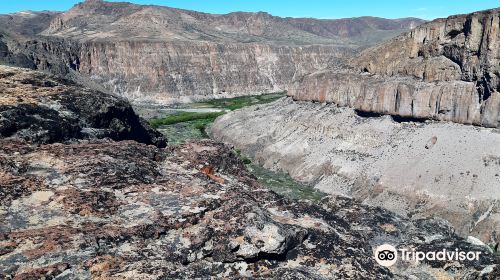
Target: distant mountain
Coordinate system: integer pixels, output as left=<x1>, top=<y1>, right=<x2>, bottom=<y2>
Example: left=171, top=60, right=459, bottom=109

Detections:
left=41, top=0, right=424, bottom=47
left=0, top=10, right=58, bottom=38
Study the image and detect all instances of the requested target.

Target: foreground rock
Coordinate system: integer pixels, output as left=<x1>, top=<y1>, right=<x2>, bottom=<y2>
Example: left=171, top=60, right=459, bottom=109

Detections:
left=0, top=65, right=165, bottom=146
left=1, top=139, right=498, bottom=279
left=210, top=97, right=500, bottom=244
left=0, top=0, right=423, bottom=103
left=290, top=8, right=500, bottom=127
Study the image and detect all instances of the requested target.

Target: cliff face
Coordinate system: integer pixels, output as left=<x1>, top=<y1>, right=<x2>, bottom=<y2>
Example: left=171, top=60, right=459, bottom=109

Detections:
left=291, top=70, right=499, bottom=126
left=352, top=9, right=499, bottom=91
left=75, top=42, right=346, bottom=103
left=290, top=8, right=500, bottom=127
left=0, top=0, right=423, bottom=103
left=1, top=36, right=348, bottom=103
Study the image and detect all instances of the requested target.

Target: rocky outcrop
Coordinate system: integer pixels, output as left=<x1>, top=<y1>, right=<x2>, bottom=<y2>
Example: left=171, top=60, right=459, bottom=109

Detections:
left=0, top=65, right=165, bottom=146
left=1, top=139, right=499, bottom=279
left=0, top=0, right=424, bottom=103
left=290, top=8, right=500, bottom=127
left=290, top=70, right=499, bottom=126
left=351, top=9, right=499, bottom=90
left=210, top=97, right=500, bottom=244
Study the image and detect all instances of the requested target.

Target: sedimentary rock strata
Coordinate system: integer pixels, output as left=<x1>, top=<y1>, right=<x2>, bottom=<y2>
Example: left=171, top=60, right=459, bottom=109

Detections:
left=290, top=70, right=499, bottom=127
left=67, top=41, right=348, bottom=104
left=290, top=8, right=500, bottom=127
left=210, top=97, right=500, bottom=244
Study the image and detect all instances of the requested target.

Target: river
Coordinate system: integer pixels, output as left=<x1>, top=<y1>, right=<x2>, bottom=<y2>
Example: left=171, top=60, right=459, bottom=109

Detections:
left=134, top=93, right=326, bottom=201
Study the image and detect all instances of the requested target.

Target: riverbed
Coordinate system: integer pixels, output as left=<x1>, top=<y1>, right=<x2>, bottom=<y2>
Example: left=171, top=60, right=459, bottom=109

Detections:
left=134, top=93, right=325, bottom=201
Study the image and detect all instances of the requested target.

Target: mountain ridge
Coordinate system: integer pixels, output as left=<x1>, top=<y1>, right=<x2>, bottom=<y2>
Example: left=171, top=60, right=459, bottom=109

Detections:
left=40, top=0, right=424, bottom=46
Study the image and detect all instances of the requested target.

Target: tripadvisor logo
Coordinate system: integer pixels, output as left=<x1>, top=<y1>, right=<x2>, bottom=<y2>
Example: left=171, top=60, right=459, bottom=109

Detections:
left=374, top=244, right=482, bottom=267
left=374, top=244, right=398, bottom=267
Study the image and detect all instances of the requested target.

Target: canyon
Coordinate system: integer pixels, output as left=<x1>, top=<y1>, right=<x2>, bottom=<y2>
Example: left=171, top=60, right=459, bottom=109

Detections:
left=0, top=64, right=499, bottom=279
left=0, top=0, right=422, bottom=103
left=1, top=1, right=500, bottom=278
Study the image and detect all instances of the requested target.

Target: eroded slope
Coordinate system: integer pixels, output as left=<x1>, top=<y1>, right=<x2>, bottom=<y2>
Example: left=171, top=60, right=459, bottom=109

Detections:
left=210, top=97, right=500, bottom=244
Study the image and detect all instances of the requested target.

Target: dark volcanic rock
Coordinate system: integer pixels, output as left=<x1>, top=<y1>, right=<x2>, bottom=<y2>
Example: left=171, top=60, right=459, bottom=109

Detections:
left=0, top=139, right=498, bottom=279
left=0, top=65, right=166, bottom=146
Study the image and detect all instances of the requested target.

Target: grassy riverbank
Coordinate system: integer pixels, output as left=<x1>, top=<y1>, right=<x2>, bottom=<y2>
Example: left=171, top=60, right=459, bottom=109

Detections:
left=149, top=111, right=225, bottom=129
left=148, top=93, right=285, bottom=144
left=246, top=163, right=326, bottom=201
left=188, top=93, right=285, bottom=110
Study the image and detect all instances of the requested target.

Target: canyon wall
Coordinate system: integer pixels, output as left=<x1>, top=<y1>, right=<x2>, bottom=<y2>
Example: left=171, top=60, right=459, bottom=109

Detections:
left=291, top=70, right=500, bottom=127
left=290, top=8, right=500, bottom=127
left=75, top=41, right=348, bottom=104
left=1, top=38, right=347, bottom=103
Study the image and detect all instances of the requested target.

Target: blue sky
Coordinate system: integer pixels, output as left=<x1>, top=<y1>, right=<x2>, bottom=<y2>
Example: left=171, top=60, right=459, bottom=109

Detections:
left=1, top=0, right=499, bottom=20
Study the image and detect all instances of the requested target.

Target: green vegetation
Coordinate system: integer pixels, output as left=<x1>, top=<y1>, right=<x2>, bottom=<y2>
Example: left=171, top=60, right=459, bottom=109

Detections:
left=149, top=111, right=225, bottom=129
left=149, top=92, right=286, bottom=145
left=187, top=92, right=285, bottom=111
left=235, top=149, right=252, bottom=164
left=246, top=163, right=326, bottom=201
left=149, top=92, right=323, bottom=201
left=236, top=148, right=324, bottom=201
left=155, top=120, right=210, bottom=145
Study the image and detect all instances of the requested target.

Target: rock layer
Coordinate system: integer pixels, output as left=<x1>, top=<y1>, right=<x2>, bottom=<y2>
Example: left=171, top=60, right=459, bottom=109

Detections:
left=290, top=70, right=500, bottom=127
left=290, top=8, right=500, bottom=127
left=73, top=41, right=347, bottom=104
